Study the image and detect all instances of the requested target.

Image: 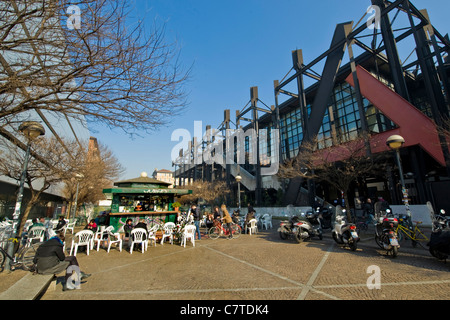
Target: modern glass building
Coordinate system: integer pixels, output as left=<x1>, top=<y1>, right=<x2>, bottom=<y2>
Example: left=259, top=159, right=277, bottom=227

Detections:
left=174, top=0, right=450, bottom=212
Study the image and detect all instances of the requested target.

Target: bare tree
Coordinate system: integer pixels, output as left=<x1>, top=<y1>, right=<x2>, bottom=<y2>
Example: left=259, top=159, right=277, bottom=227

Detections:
left=62, top=140, right=125, bottom=218
left=0, top=136, right=77, bottom=233
left=0, top=0, right=190, bottom=135
left=0, top=134, right=123, bottom=232
left=178, top=180, right=230, bottom=207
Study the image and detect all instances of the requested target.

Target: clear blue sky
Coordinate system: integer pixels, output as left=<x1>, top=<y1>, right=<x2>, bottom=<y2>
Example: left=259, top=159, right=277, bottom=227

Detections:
left=89, top=0, right=450, bottom=180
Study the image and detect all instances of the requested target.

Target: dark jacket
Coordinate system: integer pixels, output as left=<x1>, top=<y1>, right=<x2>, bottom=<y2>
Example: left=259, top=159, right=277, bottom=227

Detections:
left=134, top=222, right=148, bottom=232
left=33, top=237, right=68, bottom=275
left=124, top=224, right=133, bottom=237
left=55, top=219, right=66, bottom=231
left=192, top=207, right=202, bottom=221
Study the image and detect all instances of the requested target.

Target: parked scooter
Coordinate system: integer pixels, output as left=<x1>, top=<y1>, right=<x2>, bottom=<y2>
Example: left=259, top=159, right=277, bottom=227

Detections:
left=331, top=209, right=359, bottom=251
left=278, top=212, right=322, bottom=243
left=302, top=210, right=323, bottom=241
left=428, top=210, right=450, bottom=261
left=432, top=209, right=449, bottom=232
left=317, top=206, right=333, bottom=229
left=374, top=209, right=400, bottom=257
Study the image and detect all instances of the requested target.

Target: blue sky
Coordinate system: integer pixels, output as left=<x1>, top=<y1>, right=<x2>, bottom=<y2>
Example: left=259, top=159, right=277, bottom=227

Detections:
left=89, top=0, right=450, bottom=179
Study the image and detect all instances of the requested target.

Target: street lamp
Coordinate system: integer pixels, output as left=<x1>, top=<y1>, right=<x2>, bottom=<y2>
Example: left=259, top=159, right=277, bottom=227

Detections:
left=72, top=173, right=84, bottom=220
left=386, top=135, right=410, bottom=217
left=6, top=121, right=45, bottom=271
left=236, top=174, right=242, bottom=212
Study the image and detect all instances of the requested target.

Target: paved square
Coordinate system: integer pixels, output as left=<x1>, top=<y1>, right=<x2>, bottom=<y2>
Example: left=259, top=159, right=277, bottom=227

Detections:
left=36, top=226, right=450, bottom=300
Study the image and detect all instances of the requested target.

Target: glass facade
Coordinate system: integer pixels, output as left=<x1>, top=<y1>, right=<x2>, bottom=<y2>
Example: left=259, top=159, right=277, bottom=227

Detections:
left=278, top=80, right=396, bottom=160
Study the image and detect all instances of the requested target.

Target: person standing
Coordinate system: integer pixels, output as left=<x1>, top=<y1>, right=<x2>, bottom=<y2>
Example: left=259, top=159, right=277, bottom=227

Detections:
left=363, top=198, right=375, bottom=224
left=213, top=206, right=222, bottom=221
left=192, top=204, right=202, bottom=240
left=220, top=204, right=233, bottom=239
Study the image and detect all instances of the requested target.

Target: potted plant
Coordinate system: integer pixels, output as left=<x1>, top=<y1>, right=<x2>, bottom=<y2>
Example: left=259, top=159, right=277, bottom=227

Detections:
left=172, top=202, right=182, bottom=212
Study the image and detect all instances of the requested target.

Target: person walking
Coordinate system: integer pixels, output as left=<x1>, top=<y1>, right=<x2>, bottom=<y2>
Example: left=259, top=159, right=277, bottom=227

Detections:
left=220, top=204, right=233, bottom=239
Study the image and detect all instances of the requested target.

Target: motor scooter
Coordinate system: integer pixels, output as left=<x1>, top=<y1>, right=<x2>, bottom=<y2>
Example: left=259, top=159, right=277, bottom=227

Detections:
left=303, top=210, right=323, bottom=240
left=427, top=210, right=450, bottom=261
left=331, top=209, right=359, bottom=251
left=278, top=212, right=322, bottom=243
left=374, top=209, right=400, bottom=257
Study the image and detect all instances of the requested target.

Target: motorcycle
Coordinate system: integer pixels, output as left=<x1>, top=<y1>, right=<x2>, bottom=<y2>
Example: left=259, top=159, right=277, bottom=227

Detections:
left=316, top=206, right=333, bottom=229
left=331, top=209, right=359, bottom=251
left=278, top=212, right=322, bottom=243
left=432, top=209, right=449, bottom=232
left=303, top=210, right=323, bottom=240
left=374, top=209, right=400, bottom=257
left=428, top=210, right=450, bottom=261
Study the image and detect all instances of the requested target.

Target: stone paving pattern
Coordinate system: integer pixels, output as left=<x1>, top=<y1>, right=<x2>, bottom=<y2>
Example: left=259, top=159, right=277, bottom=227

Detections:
left=1, top=223, right=450, bottom=300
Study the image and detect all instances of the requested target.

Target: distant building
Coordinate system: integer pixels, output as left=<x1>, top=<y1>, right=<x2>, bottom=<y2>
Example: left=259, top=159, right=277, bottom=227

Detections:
left=152, top=169, right=175, bottom=188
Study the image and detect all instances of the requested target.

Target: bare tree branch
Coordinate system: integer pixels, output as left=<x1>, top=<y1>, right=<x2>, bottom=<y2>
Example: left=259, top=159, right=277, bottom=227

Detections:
left=0, top=0, right=190, bottom=135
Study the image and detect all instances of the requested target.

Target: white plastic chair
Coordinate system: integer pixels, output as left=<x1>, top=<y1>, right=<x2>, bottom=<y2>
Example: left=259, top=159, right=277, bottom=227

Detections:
left=261, top=214, right=273, bottom=230
left=107, top=228, right=122, bottom=253
left=65, top=221, right=76, bottom=235
left=92, top=226, right=107, bottom=251
left=129, top=228, right=147, bottom=254
left=23, top=219, right=33, bottom=230
left=247, top=218, right=258, bottom=235
left=180, top=225, right=196, bottom=248
left=94, top=226, right=114, bottom=251
left=160, top=222, right=175, bottom=245
left=147, top=225, right=158, bottom=248
left=26, top=226, right=46, bottom=247
left=50, top=219, right=59, bottom=229
left=69, top=230, right=94, bottom=256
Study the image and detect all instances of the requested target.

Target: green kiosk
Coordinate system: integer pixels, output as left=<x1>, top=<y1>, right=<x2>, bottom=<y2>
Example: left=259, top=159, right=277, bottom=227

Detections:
left=103, top=172, right=192, bottom=232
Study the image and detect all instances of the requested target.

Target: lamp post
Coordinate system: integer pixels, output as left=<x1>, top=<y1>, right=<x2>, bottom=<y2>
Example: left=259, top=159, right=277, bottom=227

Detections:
left=386, top=135, right=410, bottom=217
left=6, top=121, right=45, bottom=271
left=72, top=173, right=84, bottom=220
left=236, top=174, right=242, bottom=212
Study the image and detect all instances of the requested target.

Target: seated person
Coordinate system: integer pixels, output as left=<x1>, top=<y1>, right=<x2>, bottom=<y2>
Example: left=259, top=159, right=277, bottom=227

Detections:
left=130, top=219, right=148, bottom=250
left=55, top=216, right=67, bottom=231
left=85, top=219, right=97, bottom=233
left=33, top=231, right=90, bottom=291
left=123, top=219, right=134, bottom=238
left=245, top=211, right=255, bottom=229
left=232, top=210, right=240, bottom=224
left=133, top=219, right=148, bottom=239
left=135, top=203, right=143, bottom=211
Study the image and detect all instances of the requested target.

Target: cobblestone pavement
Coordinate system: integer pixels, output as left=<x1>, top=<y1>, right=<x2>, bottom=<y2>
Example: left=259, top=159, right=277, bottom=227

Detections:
left=2, top=225, right=450, bottom=301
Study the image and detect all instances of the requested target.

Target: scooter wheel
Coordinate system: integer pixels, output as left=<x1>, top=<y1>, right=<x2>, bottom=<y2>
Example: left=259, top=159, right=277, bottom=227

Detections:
left=374, top=235, right=384, bottom=249
left=279, top=232, right=288, bottom=240
left=391, top=246, right=398, bottom=257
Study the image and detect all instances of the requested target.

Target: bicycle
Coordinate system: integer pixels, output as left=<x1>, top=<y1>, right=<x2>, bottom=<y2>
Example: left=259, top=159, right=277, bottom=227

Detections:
left=0, top=238, right=42, bottom=272
left=395, top=215, right=429, bottom=248
left=208, top=220, right=241, bottom=240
